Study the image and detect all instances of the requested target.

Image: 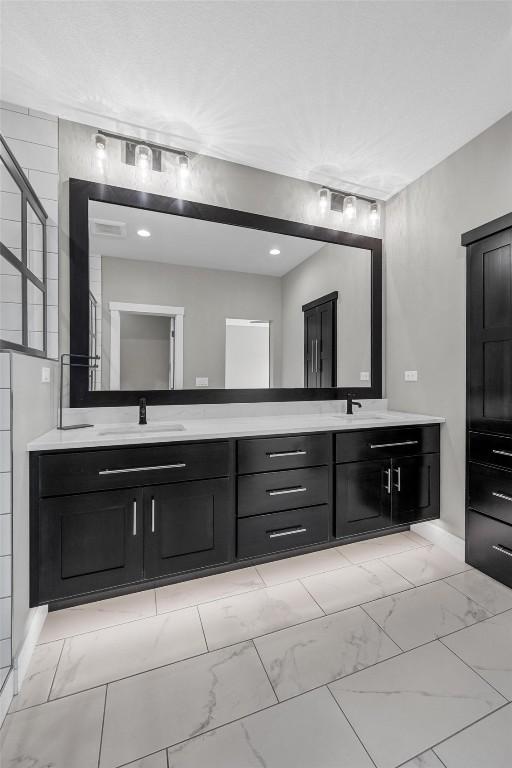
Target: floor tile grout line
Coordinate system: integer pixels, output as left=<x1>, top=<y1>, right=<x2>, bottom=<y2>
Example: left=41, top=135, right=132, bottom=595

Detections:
left=358, top=603, right=407, bottom=654
left=254, top=557, right=353, bottom=588
left=325, top=684, right=378, bottom=768
left=196, top=605, right=210, bottom=652
left=438, top=636, right=511, bottom=701
left=296, top=577, right=327, bottom=615
left=251, top=639, right=279, bottom=704
left=96, top=685, right=108, bottom=768
left=46, top=638, right=66, bottom=704
left=441, top=574, right=512, bottom=617
left=37, top=608, right=166, bottom=646
left=114, top=747, right=168, bottom=768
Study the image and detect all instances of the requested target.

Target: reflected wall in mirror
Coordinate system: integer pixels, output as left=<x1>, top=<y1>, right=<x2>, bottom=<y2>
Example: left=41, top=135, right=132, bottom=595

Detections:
left=88, top=200, right=372, bottom=392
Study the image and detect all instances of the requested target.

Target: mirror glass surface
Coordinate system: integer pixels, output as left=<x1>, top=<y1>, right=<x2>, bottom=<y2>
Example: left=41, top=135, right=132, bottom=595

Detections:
left=88, top=200, right=372, bottom=391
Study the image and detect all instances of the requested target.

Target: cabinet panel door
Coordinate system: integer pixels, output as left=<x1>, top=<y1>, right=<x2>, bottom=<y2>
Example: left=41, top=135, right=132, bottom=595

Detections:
left=144, top=478, right=232, bottom=578
left=39, top=489, right=143, bottom=602
left=391, top=454, right=440, bottom=525
left=304, top=308, right=319, bottom=388
left=335, top=459, right=392, bottom=537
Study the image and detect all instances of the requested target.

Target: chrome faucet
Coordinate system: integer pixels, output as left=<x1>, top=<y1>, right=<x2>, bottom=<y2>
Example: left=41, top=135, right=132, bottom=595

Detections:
left=139, top=397, right=147, bottom=425
left=346, top=393, right=362, bottom=415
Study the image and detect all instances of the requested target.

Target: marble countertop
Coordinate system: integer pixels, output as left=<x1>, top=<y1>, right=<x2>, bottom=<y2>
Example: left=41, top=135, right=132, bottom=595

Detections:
left=28, top=409, right=445, bottom=452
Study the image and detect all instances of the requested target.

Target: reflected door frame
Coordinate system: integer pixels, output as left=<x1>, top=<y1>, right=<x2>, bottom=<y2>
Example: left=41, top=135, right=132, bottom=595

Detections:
left=109, top=301, right=184, bottom=390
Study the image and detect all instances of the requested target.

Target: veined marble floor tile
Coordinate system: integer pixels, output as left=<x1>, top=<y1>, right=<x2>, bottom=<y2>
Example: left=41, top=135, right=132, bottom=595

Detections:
left=199, top=580, right=323, bottom=650
left=403, top=530, right=431, bottom=547
left=338, top=531, right=427, bottom=564
left=100, top=641, right=276, bottom=768
left=400, top=751, right=445, bottom=767
left=329, top=641, right=505, bottom=768
left=9, top=639, right=63, bottom=712
left=442, top=609, right=512, bottom=699
left=0, top=686, right=105, bottom=768
left=434, top=702, right=512, bottom=768
left=39, top=588, right=156, bottom=643
left=302, top=559, right=411, bottom=614
left=256, top=547, right=350, bottom=586
left=363, top=580, right=490, bottom=651
left=382, top=546, right=470, bottom=586
left=123, top=753, right=168, bottom=768
left=445, top=569, right=512, bottom=615
left=156, top=566, right=264, bottom=613
left=51, top=606, right=206, bottom=698
left=167, top=687, right=374, bottom=768
left=254, top=605, right=400, bottom=700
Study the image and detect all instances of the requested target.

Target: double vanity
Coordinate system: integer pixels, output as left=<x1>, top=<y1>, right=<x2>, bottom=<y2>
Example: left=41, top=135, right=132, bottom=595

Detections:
left=29, top=410, right=442, bottom=609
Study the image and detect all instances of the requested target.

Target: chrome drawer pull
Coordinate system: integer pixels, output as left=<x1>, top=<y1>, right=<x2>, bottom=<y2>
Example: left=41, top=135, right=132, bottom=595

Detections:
left=492, top=544, right=512, bottom=559
left=269, top=527, right=307, bottom=539
left=492, top=492, right=512, bottom=503
left=132, top=501, right=137, bottom=536
left=268, top=486, right=307, bottom=496
left=99, top=463, right=186, bottom=475
left=266, top=450, right=307, bottom=458
left=370, top=440, right=419, bottom=449
left=492, top=449, right=512, bottom=459
left=151, top=497, right=156, bottom=533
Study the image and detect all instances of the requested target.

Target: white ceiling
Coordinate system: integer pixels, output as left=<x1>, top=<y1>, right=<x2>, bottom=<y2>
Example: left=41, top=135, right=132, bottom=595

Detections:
left=2, top=1, right=512, bottom=199
left=89, top=200, right=330, bottom=276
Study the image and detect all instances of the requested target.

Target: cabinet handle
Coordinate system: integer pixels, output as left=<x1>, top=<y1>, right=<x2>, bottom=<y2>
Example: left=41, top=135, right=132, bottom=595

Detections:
left=315, top=339, right=319, bottom=373
left=394, top=466, right=401, bottom=492
left=132, top=500, right=137, bottom=536
left=99, top=463, right=186, bottom=475
left=370, top=440, right=419, bottom=449
left=267, top=486, right=307, bottom=496
left=269, top=527, right=307, bottom=539
left=492, top=544, right=512, bottom=559
left=384, top=468, right=391, bottom=495
left=492, top=491, right=512, bottom=503
left=266, top=450, right=307, bottom=458
left=492, top=449, right=512, bottom=459
left=151, top=497, right=156, bottom=533
left=311, top=341, right=315, bottom=374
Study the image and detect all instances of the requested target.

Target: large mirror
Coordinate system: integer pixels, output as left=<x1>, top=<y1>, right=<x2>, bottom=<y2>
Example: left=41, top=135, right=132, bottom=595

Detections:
left=70, top=180, right=382, bottom=405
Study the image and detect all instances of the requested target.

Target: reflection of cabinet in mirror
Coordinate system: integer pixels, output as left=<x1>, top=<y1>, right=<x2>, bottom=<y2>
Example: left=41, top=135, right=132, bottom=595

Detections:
left=303, top=292, right=337, bottom=388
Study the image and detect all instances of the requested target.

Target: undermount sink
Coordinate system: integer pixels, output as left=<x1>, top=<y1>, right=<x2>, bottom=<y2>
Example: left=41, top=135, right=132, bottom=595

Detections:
left=97, top=423, right=186, bottom=437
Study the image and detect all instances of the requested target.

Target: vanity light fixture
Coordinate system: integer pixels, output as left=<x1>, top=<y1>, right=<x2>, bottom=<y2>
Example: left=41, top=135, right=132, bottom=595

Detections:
left=318, top=187, right=330, bottom=213
left=137, top=228, right=151, bottom=238
left=178, top=154, right=190, bottom=179
left=269, top=248, right=281, bottom=256
left=369, top=201, right=380, bottom=228
left=343, top=195, right=357, bottom=220
left=135, top=144, right=152, bottom=171
left=92, top=132, right=107, bottom=159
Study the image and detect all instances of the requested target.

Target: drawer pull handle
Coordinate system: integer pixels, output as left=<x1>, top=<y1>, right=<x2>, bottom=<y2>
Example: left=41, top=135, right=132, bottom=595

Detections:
left=269, top=527, right=307, bottom=539
left=492, top=492, right=512, bottom=503
left=266, top=450, right=307, bottom=458
left=268, top=486, right=307, bottom=496
left=151, top=497, right=156, bottom=533
left=370, top=440, right=419, bottom=449
left=99, top=463, right=186, bottom=475
left=492, top=450, right=512, bottom=459
left=132, top=501, right=137, bottom=537
left=492, top=544, right=512, bottom=559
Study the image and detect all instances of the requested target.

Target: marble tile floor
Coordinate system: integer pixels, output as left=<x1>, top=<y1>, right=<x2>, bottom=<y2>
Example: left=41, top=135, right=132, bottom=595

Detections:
left=2, top=531, right=512, bottom=767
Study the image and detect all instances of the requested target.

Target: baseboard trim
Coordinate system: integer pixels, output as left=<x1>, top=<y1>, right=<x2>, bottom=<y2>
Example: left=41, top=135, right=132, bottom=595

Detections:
left=14, top=604, right=48, bottom=694
left=411, top=521, right=465, bottom=562
left=0, top=668, right=15, bottom=727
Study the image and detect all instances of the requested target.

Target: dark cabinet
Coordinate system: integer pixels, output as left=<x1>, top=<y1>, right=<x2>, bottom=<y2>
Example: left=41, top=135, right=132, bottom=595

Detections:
left=391, top=454, right=440, bottom=525
left=38, top=488, right=143, bottom=602
left=303, top=292, right=337, bottom=388
left=144, top=478, right=232, bottom=579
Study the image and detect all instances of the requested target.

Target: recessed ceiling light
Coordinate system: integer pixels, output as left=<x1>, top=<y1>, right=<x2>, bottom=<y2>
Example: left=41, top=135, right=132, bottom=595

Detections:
left=137, top=228, right=151, bottom=238
left=269, top=248, right=280, bottom=256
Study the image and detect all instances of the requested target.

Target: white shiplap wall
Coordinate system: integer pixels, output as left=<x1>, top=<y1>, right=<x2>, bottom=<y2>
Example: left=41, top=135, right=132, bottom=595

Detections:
left=0, top=102, right=59, bottom=359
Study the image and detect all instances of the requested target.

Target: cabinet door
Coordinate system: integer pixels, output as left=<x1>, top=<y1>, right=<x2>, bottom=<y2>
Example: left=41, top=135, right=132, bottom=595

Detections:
left=335, top=459, right=392, bottom=537
left=391, top=454, right=440, bottom=525
left=318, top=300, right=336, bottom=388
left=38, top=489, right=143, bottom=602
left=144, top=478, right=232, bottom=579
left=304, top=308, right=319, bottom=388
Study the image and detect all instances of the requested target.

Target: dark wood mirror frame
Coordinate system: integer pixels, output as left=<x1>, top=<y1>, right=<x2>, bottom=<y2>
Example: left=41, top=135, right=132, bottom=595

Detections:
left=69, top=178, right=382, bottom=407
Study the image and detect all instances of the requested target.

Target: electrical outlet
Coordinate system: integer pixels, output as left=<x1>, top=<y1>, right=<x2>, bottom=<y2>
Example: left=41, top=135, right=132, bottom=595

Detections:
left=404, top=370, right=418, bottom=382
left=41, top=367, right=51, bottom=383
left=195, top=377, right=208, bottom=387
left=360, top=371, right=370, bottom=381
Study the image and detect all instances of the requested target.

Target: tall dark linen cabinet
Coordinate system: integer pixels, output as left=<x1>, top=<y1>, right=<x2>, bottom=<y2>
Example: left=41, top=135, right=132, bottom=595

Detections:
left=464, top=214, right=512, bottom=587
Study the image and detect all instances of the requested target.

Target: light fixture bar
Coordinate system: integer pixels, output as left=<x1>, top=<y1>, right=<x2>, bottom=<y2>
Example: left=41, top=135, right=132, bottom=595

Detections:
left=322, top=185, right=378, bottom=205
left=97, top=129, right=191, bottom=160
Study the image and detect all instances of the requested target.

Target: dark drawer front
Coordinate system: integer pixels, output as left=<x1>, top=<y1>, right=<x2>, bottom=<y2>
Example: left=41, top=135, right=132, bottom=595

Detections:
left=237, top=505, right=329, bottom=559
left=336, top=425, right=439, bottom=464
left=470, top=432, right=512, bottom=471
left=467, top=509, right=512, bottom=589
left=238, top=466, right=329, bottom=518
left=237, top=433, right=330, bottom=475
left=39, top=441, right=230, bottom=497
left=469, top=462, right=512, bottom=525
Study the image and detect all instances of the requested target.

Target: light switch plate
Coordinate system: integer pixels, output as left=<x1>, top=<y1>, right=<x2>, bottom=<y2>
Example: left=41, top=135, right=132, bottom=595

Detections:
left=195, top=377, right=208, bottom=387
left=404, top=370, right=418, bottom=382
left=41, top=367, right=51, bottom=383
left=360, top=371, right=370, bottom=381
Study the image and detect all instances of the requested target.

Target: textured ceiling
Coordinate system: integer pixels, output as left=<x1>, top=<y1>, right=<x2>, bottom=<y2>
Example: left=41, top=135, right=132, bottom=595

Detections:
left=1, top=1, right=512, bottom=199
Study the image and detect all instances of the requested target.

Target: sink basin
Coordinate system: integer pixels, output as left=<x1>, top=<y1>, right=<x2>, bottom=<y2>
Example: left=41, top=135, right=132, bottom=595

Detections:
left=98, top=423, right=185, bottom=437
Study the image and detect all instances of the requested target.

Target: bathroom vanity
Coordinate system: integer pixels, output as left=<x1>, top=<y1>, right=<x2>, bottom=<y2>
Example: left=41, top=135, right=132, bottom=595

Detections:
left=29, top=412, right=441, bottom=608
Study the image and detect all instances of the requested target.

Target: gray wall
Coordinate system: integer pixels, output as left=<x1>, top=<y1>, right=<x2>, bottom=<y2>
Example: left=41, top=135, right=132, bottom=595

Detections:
left=281, top=243, right=372, bottom=387
left=385, top=111, right=512, bottom=539
left=120, top=314, right=170, bottom=391
left=101, top=256, right=282, bottom=389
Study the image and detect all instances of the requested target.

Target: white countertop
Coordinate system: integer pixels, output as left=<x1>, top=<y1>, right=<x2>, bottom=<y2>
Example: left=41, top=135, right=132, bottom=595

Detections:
left=28, top=410, right=445, bottom=452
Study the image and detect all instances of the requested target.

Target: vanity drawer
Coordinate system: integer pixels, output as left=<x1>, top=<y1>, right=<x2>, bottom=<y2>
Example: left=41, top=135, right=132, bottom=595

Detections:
left=237, top=504, right=329, bottom=559
left=336, top=425, right=439, bottom=463
left=467, top=509, right=512, bottom=589
left=469, top=462, right=512, bottom=525
left=470, top=432, right=512, bottom=471
left=38, top=441, right=230, bottom=497
left=237, top=466, right=329, bottom=518
left=237, top=433, right=330, bottom=474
